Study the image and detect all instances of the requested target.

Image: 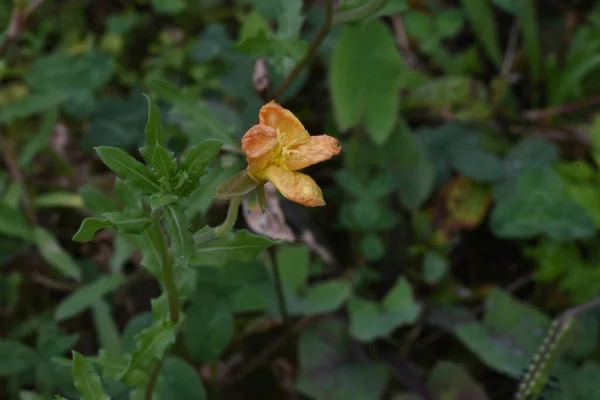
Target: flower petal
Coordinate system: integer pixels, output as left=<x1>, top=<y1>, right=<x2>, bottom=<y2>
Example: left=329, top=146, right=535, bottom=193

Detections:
left=259, top=101, right=310, bottom=145
left=241, top=125, right=278, bottom=178
left=286, top=135, right=342, bottom=171
left=263, top=165, right=325, bottom=207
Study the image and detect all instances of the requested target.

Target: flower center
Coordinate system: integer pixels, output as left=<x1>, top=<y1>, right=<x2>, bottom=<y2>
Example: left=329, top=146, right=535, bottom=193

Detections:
left=274, top=128, right=300, bottom=170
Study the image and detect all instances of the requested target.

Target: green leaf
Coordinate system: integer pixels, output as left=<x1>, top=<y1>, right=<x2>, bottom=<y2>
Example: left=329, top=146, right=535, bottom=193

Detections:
left=143, top=94, right=167, bottom=149
left=80, top=185, right=119, bottom=214
left=35, top=227, right=82, bottom=281
left=215, top=169, right=259, bottom=200
left=504, top=138, right=559, bottom=177
left=121, top=312, right=154, bottom=352
left=390, top=122, right=435, bottom=210
left=19, top=108, right=58, bottom=167
left=277, top=0, right=304, bottom=39
left=73, top=218, right=113, bottom=242
left=95, top=146, right=161, bottom=193
left=114, top=179, right=142, bottom=210
left=55, top=275, right=126, bottom=321
left=151, top=0, right=185, bottom=14
left=92, top=301, right=122, bottom=356
left=137, top=223, right=168, bottom=279
left=422, top=251, right=448, bottom=284
left=191, top=230, right=277, bottom=267
left=0, top=203, right=33, bottom=241
left=460, top=0, right=502, bottom=66
left=34, top=191, right=83, bottom=209
left=0, top=340, right=37, bottom=375
left=330, top=20, right=404, bottom=144
left=0, top=92, right=68, bottom=123
left=521, top=0, right=541, bottom=85
left=349, top=278, right=421, bottom=342
left=71, top=351, right=110, bottom=400
left=164, top=204, right=195, bottom=262
left=277, top=245, right=309, bottom=292
left=296, top=318, right=390, bottom=400
left=180, top=140, right=224, bottom=181
left=301, top=281, right=352, bottom=314
left=36, top=321, right=80, bottom=358
left=147, top=144, right=176, bottom=180
left=103, top=210, right=152, bottom=234
left=158, top=357, right=207, bottom=400
left=122, top=319, right=177, bottom=376
left=451, top=148, right=505, bottom=182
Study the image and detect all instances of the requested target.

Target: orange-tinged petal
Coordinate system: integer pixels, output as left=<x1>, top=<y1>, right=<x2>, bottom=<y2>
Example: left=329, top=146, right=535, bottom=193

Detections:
left=241, top=125, right=278, bottom=178
left=259, top=101, right=310, bottom=146
left=286, top=135, right=342, bottom=171
left=263, top=165, right=325, bottom=207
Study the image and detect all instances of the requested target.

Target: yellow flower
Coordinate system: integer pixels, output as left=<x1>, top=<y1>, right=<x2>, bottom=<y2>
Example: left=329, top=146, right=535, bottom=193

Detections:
left=241, top=101, right=341, bottom=207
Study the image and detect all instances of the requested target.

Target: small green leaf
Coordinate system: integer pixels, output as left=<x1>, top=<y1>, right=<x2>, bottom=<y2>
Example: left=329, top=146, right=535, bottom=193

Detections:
left=143, top=94, right=167, bottom=149
left=122, top=319, right=177, bottom=376
left=277, top=245, right=309, bottom=292
left=215, top=169, right=259, bottom=200
left=35, top=227, right=82, bottom=281
left=103, top=210, right=152, bottom=234
left=34, top=191, right=83, bottom=209
left=164, top=204, right=195, bottom=262
left=73, top=218, right=113, bottom=242
left=36, top=321, right=80, bottom=358
left=330, top=20, right=404, bottom=143
left=180, top=140, right=223, bottom=181
left=184, top=293, right=233, bottom=362
left=301, top=281, right=352, bottom=314
left=92, top=301, right=122, bottom=356
left=55, top=275, right=126, bottom=321
left=423, top=251, right=448, bottom=284
left=0, top=203, right=33, bottom=242
left=95, top=146, right=161, bottom=193
left=151, top=145, right=177, bottom=180
left=71, top=351, right=110, bottom=400
left=19, top=108, right=58, bottom=167
left=158, top=357, right=207, bottom=400
left=191, top=230, right=277, bottom=267
left=137, top=223, right=168, bottom=279
left=0, top=340, right=37, bottom=375
left=460, top=0, right=503, bottom=66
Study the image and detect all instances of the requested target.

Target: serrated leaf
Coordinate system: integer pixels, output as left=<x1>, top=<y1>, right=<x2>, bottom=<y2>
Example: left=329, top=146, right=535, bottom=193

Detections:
left=191, top=230, right=277, bottom=267
left=73, top=218, right=113, bottom=242
left=35, top=227, right=82, bottom=281
left=158, top=357, right=207, bottom=400
left=143, top=94, right=167, bottom=149
left=95, top=146, right=161, bottom=193
left=103, top=210, right=152, bottom=234
left=164, top=204, right=195, bottom=262
left=183, top=293, right=233, bottom=362
left=330, top=20, right=403, bottom=143
left=55, top=275, right=126, bottom=321
left=0, top=203, right=33, bottom=242
left=180, top=140, right=223, bottom=181
left=0, top=340, right=37, bottom=375
left=72, top=351, right=110, bottom=400
left=122, top=320, right=177, bottom=376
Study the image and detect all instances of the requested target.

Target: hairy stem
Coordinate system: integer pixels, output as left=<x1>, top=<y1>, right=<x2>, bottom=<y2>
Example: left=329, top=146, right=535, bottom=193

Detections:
left=271, top=0, right=333, bottom=100
left=215, top=196, right=242, bottom=237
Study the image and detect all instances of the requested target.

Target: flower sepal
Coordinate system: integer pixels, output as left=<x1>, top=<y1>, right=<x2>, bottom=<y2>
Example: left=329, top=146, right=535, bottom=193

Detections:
left=215, top=169, right=259, bottom=200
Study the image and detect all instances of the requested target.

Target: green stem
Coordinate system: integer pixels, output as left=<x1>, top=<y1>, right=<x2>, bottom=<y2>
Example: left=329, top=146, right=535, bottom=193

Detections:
left=271, top=0, right=333, bottom=100
left=268, top=248, right=289, bottom=325
left=333, top=0, right=388, bottom=25
left=215, top=196, right=242, bottom=237
left=162, top=252, right=180, bottom=324
left=144, top=361, right=162, bottom=400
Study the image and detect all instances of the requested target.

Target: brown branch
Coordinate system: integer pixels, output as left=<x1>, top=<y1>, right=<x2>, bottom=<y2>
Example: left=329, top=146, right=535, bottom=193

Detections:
left=271, top=0, right=333, bottom=100
left=524, top=93, right=600, bottom=121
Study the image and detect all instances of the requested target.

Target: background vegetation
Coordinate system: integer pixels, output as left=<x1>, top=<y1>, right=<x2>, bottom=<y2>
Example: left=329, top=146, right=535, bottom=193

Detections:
left=2, top=0, right=600, bottom=399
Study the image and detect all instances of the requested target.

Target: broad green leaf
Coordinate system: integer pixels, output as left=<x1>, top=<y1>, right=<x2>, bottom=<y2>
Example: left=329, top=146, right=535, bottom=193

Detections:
left=276, top=245, right=309, bottom=292
left=122, top=319, right=177, bottom=376
left=183, top=293, right=234, bottom=362
left=80, top=185, right=119, bottom=214
left=451, top=148, right=505, bottom=182
left=35, top=227, right=82, bottom=281
left=460, top=0, right=502, bottom=66
left=73, top=218, right=113, bottom=242
left=103, top=210, right=152, bottom=234
left=180, top=140, right=223, bottom=181
left=191, top=229, right=277, bottom=267
left=143, top=94, right=167, bottom=148
left=390, top=123, right=434, bottom=210
left=0, top=340, right=37, bottom=375
left=215, top=169, right=259, bottom=200
left=330, top=20, right=403, bottom=143
left=296, top=318, right=390, bottom=400
left=92, top=301, right=122, bottom=356
left=95, top=146, right=161, bottom=193
left=71, top=351, right=110, bottom=400
left=164, top=204, right=195, bottom=262
left=301, top=281, right=352, bottom=314
left=504, top=137, right=559, bottom=177
left=158, top=357, right=207, bottom=400
left=34, top=191, right=83, bottom=209
left=55, top=274, right=126, bottom=321
left=0, top=203, right=33, bottom=242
